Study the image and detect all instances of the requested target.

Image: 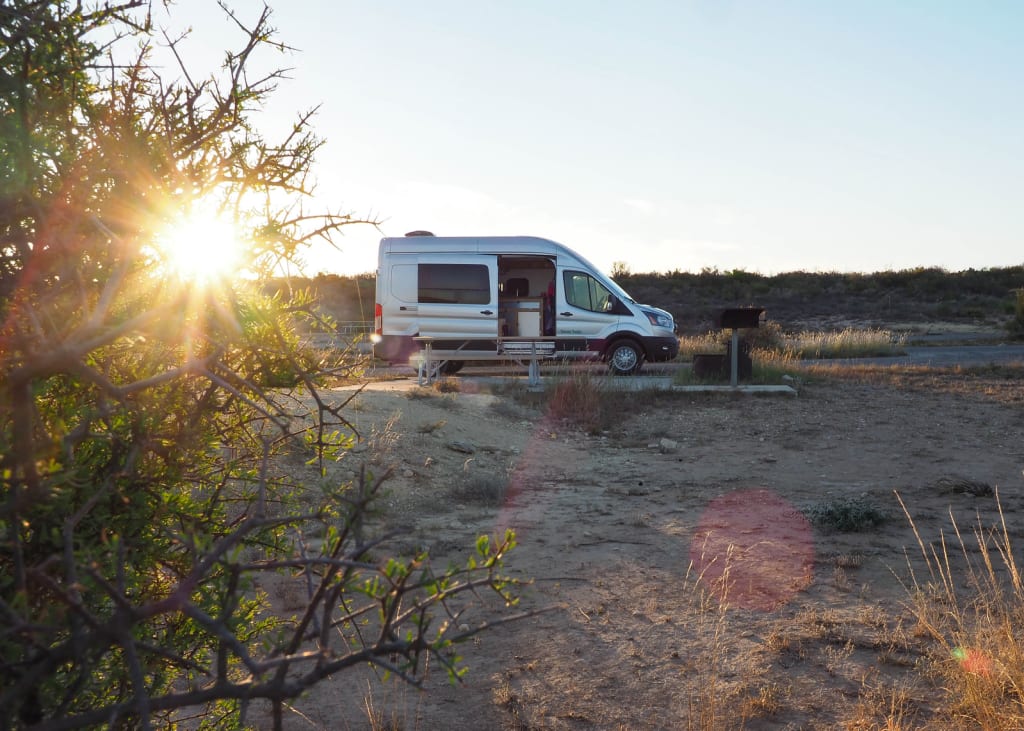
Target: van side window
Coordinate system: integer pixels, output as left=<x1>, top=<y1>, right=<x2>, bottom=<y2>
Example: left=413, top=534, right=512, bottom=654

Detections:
left=418, top=264, right=490, bottom=304
left=564, top=271, right=613, bottom=312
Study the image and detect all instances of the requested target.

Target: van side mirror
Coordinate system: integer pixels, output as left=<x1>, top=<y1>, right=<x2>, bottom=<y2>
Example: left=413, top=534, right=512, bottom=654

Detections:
left=605, top=294, right=631, bottom=315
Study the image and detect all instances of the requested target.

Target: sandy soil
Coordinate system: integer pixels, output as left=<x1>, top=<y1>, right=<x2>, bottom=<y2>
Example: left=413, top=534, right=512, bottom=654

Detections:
left=265, top=366, right=1024, bottom=730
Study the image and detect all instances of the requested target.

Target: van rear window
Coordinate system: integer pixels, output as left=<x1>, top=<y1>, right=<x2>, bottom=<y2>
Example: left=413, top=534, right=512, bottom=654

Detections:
left=418, top=264, right=490, bottom=304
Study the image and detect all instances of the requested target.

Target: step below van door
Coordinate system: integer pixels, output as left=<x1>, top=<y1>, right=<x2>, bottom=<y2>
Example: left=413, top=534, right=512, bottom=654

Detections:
left=416, top=255, right=499, bottom=342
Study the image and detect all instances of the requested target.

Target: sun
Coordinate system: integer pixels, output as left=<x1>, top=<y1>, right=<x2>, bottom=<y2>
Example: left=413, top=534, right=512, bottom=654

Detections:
left=156, top=205, right=246, bottom=283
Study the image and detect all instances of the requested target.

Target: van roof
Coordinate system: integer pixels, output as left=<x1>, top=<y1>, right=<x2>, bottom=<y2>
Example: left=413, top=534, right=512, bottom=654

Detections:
left=380, top=235, right=563, bottom=256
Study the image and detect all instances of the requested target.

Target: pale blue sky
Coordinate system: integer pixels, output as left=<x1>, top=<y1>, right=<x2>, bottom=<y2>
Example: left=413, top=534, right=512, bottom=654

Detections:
left=162, top=1, right=1022, bottom=276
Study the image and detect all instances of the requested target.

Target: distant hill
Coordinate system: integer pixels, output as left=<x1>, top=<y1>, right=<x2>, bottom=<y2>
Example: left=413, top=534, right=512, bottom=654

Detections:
left=617, top=266, right=1024, bottom=334
left=275, top=266, right=1024, bottom=336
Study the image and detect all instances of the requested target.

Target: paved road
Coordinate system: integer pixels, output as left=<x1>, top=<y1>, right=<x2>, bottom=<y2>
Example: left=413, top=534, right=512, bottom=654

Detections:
left=363, top=344, right=1024, bottom=386
left=806, top=343, right=1024, bottom=368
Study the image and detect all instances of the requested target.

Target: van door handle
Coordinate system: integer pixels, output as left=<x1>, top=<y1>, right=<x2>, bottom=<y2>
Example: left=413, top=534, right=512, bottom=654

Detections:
left=480, top=309, right=494, bottom=315
left=560, top=311, right=573, bottom=317
left=399, top=305, right=418, bottom=311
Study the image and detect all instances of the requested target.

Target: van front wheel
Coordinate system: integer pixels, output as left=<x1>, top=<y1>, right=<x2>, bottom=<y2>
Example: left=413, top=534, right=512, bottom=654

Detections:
left=607, top=341, right=643, bottom=376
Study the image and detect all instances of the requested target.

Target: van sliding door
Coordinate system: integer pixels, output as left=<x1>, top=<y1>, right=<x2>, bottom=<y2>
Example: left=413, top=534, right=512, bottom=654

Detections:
left=416, top=255, right=499, bottom=341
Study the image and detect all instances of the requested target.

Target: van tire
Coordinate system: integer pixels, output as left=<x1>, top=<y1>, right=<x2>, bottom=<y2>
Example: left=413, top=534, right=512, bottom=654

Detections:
left=606, top=340, right=643, bottom=376
left=439, top=360, right=464, bottom=375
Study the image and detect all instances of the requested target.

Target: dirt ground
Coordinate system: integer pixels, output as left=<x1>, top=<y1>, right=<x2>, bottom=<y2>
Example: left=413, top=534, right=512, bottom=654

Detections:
left=268, top=365, right=1024, bottom=730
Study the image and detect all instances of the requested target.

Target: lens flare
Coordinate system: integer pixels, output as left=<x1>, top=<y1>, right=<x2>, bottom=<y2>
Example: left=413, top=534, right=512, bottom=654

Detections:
left=155, top=204, right=245, bottom=283
left=690, top=488, right=815, bottom=611
left=952, top=647, right=992, bottom=676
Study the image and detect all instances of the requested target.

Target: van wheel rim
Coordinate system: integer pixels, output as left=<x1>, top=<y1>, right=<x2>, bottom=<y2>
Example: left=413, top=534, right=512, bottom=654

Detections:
left=611, top=345, right=638, bottom=371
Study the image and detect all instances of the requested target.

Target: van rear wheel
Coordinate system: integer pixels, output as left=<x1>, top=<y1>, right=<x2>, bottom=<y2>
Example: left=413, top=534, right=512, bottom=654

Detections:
left=439, top=360, right=464, bottom=375
left=607, top=341, right=643, bottom=376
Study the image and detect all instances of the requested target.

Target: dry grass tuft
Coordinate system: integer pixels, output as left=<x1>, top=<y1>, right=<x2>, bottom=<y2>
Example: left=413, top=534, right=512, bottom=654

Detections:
left=898, top=489, right=1024, bottom=729
left=432, top=377, right=461, bottom=393
left=416, top=419, right=446, bottom=435
left=677, top=323, right=905, bottom=362
left=546, top=369, right=607, bottom=433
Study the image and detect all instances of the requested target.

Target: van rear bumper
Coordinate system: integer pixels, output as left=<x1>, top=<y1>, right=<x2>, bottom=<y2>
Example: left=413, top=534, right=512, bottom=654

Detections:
left=642, top=336, right=680, bottom=362
left=376, top=335, right=420, bottom=363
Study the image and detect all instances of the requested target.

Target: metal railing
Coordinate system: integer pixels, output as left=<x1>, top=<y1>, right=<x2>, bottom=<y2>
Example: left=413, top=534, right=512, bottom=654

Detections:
left=335, top=321, right=374, bottom=337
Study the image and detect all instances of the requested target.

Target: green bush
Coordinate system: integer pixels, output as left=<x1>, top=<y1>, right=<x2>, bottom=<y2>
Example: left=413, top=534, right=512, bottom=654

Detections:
left=804, top=496, right=887, bottom=533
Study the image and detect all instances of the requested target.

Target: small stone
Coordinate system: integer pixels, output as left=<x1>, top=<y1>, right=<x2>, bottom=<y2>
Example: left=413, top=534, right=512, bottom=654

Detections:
left=351, top=443, right=368, bottom=454
left=447, top=441, right=475, bottom=454
left=458, top=623, right=471, bottom=633
left=658, top=438, right=678, bottom=453
left=424, top=456, right=435, bottom=467
left=403, top=469, right=415, bottom=478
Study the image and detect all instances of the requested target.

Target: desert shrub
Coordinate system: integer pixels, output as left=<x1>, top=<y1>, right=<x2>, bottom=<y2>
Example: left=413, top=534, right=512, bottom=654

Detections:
left=0, top=4, right=522, bottom=728
left=406, top=386, right=460, bottom=411
left=453, top=474, right=511, bottom=506
left=545, top=369, right=616, bottom=433
left=546, top=369, right=604, bottom=427
left=742, top=319, right=788, bottom=353
left=1008, top=289, right=1024, bottom=339
left=804, top=496, right=887, bottom=532
left=544, top=369, right=667, bottom=432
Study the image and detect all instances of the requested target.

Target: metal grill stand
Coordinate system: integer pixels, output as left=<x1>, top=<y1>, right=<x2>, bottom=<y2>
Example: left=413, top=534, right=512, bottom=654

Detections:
left=719, top=308, right=765, bottom=387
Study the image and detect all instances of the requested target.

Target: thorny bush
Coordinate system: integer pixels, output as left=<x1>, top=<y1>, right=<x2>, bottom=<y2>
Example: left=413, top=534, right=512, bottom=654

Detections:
left=0, top=3, right=523, bottom=729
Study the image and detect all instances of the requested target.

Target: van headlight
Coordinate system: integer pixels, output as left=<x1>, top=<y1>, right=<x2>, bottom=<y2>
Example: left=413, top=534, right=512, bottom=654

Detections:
left=642, top=309, right=673, bottom=329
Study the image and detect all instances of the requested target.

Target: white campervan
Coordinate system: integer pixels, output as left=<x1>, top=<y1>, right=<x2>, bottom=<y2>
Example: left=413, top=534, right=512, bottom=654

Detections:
left=373, top=232, right=678, bottom=375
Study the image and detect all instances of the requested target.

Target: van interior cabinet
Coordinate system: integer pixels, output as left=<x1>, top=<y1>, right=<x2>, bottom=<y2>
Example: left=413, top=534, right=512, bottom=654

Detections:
left=516, top=310, right=541, bottom=337
left=500, top=298, right=542, bottom=336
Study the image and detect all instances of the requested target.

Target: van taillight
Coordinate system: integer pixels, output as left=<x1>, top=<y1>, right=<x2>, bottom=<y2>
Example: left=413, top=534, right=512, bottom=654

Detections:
left=374, top=303, right=382, bottom=334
